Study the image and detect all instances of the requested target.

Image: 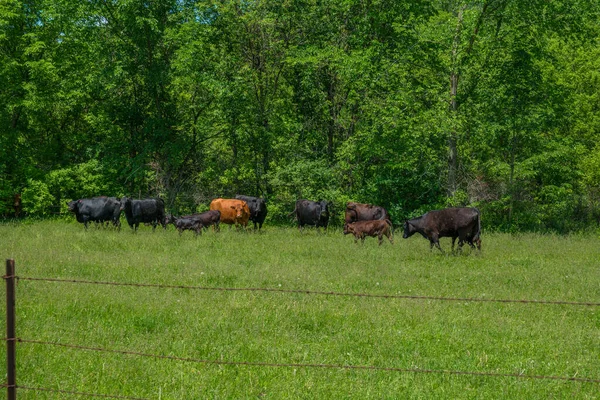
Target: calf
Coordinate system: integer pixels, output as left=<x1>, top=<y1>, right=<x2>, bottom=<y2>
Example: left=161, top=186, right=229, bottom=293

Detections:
left=174, top=210, right=221, bottom=232
left=403, top=207, right=481, bottom=253
left=168, top=215, right=204, bottom=236
left=343, top=219, right=393, bottom=245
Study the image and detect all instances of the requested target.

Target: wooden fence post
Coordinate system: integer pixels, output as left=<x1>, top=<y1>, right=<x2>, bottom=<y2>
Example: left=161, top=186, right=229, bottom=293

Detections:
left=5, top=259, right=16, bottom=400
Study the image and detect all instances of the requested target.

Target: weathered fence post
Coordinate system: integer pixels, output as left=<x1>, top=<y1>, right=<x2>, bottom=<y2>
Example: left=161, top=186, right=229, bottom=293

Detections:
left=5, top=259, right=16, bottom=400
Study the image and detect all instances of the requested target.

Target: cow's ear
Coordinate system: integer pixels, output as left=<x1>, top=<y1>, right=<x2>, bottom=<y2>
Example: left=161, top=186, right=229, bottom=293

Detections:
left=230, top=205, right=236, bottom=209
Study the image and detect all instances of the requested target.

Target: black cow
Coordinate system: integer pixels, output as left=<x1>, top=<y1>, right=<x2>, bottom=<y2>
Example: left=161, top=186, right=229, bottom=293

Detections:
left=167, top=215, right=204, bottom=236
left=67, top=197, right=121, bottom=229
left=120, top=197, right=167, bottom=231
left=403, top=207, right=481, bottom=253
left=169, top=210, right=221, bottom=232
left=289, top=199, right=330, bottom=231
left=235, top=195, right=267, bottom=230
left=345, top=201, right=391, bottom=224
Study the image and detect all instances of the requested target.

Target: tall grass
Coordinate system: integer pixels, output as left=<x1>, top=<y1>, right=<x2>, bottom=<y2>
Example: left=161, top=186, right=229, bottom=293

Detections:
left=1, top=220, right=599, bottom=399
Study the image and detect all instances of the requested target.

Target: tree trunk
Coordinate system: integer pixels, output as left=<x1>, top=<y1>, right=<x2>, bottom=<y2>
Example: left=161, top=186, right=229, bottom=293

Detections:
left=447, top=6, right=465, bottom=197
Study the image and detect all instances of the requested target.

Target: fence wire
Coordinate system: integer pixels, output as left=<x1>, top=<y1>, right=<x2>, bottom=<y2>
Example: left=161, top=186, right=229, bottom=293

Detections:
left=15, top=385, right=149, bottom=399
left=12, top=338, right=600, bottom=384
left=17, top=275, right=600, bottom=307
left=6, top=272, right=600, bottom=400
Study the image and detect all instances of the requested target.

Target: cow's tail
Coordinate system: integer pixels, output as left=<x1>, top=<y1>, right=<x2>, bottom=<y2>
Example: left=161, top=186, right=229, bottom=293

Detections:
left=384, top=218, right=394, bottom=234
left=287, top=205, right=297, bottom=220
left=473, top=208, right=482, bottom=250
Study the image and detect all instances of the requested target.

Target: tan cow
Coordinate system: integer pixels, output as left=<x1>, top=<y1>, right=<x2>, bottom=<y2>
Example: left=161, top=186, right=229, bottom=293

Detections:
left=343, top=219, right=394, bottom=245
left=209, top=198, right=250, bottom=229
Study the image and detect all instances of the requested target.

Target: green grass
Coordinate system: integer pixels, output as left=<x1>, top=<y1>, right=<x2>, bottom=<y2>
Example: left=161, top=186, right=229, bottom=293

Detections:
left=1, top=220, right=599, bottom=399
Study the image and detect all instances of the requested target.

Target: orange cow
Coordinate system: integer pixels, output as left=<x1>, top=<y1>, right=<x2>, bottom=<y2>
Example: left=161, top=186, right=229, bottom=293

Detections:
left=209, top=198, right=250, bottom=229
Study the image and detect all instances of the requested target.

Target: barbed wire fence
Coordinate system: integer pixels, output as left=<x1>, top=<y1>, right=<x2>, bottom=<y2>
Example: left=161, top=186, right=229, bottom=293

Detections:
left=4, top=259, right=600, bottom=399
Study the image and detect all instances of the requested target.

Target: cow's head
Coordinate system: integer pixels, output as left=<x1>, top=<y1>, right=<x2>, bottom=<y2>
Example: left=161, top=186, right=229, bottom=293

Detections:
left=119, top=197, right=130, bottom=211
left=343, top=223, right=355, bottom=235
left=166, top=214, right=177, bottom=225
left=403, top=220, right=417, bottom=239
left=345, top=202, right=358, bottom=223
left=318, top=200, right=330, bottom=218
left=256, top=198, right=266, bottom=216
left=230, top=204, right=244, bottom=219
left=67, top=200, right=79, bottom=213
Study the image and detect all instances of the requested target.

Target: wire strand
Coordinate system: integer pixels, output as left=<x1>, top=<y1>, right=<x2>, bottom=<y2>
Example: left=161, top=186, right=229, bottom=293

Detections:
left=16, top=385, right=149, bottom=399
left=17, top=276, right=600, bottom=307
left=18, top=338, right=600, bottom=384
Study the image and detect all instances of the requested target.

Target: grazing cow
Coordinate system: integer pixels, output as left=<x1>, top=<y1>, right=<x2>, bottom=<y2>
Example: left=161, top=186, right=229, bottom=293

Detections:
left=209, top=198, right=250, bottom=229
left=403, top=207, right=481, bottom=253
left=171, top=210, right=221, bottom=232
left=120, top=197, right=167, bottom=231
left=13, top=193, right=22, bottom=218
left=235, top=195, right=267, bottom=230
left=289, top=199, right=330, bottom=231
left=345, top=201, right=391, bottom=225
left=67, top=197, right=122, bottom=229
left=344, top=219, right=393, bottom=245
left=167, top=215, right=204, bottom=236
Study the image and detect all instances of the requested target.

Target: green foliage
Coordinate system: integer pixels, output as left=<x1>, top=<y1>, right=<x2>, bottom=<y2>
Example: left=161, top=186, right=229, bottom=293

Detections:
left=21, top=179, right=54, bottom=216
left=1, top=0, right=600, bottom=232
left=46, top=160, right=111, bottom=213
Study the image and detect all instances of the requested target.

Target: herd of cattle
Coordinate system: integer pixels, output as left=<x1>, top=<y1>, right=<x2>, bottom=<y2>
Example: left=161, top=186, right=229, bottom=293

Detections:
left=67, top=196, right=482, bottom=252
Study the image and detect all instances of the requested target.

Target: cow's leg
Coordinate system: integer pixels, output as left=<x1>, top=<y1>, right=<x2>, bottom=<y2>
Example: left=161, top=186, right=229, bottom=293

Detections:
left=378, top=233, right=383, bottom=245
left=430, top=234, right=443, bottom=253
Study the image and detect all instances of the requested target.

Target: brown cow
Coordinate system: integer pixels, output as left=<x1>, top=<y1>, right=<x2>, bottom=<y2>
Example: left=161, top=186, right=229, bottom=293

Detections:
left=345, top=201, right=391, bottom=224
left=343, top=219, right=394, bottom=245
left=209, top=198, right=250, bottom=229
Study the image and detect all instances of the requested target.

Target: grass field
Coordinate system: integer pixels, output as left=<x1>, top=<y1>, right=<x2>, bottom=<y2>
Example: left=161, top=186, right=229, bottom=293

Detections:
left=1, top=220, right=599, bottom=399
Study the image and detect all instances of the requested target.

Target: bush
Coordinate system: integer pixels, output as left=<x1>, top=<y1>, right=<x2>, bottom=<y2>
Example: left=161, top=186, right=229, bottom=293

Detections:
left=22, top=180, right=54, bottom=217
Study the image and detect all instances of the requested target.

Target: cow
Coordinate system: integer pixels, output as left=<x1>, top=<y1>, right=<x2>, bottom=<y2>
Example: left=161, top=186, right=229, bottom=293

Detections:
left=170, top=210, right=221, bottom=232
left=344, top=219, right=394, bottom=245
left=67, top=197, right=122, bottom=229
left=120, top=197, right=167, bottom=232
left=402, top=207, right=481, bottom=253
left=345, top=201, right=391, bottom=225
left=235, top=195, right=267, bottom=230
left=209, top=198, right=250, bottom=229
left=13, top=193, right=22, bottom=218
left=289, top=199, right=330, bottom=231
left=167, top=215, right=204, bottom=236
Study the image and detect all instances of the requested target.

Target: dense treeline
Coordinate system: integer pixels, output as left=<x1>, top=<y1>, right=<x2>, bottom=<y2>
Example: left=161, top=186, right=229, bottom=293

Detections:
left=1, top=0, right=599, bottom=231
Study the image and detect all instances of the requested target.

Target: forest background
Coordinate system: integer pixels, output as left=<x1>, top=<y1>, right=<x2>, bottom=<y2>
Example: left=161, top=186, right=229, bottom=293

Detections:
left=1, top=0, right=600, bottom=232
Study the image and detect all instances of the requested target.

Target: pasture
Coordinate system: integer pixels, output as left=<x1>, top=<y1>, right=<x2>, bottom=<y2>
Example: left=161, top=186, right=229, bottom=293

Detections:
left=1, top=220, right=599, bottom=399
